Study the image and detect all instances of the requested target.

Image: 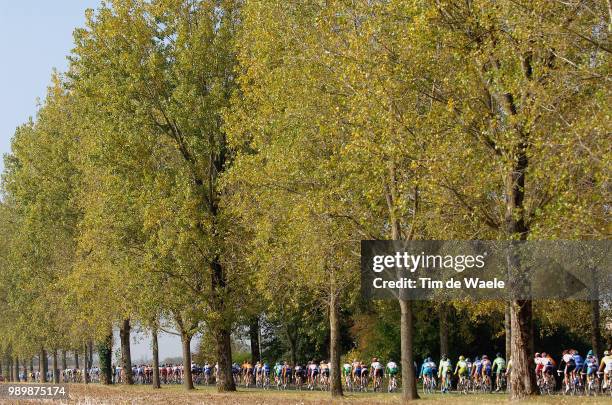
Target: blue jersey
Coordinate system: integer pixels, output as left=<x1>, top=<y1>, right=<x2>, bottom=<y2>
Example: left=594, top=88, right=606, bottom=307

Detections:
left=573, top=354, right=584, bottom=368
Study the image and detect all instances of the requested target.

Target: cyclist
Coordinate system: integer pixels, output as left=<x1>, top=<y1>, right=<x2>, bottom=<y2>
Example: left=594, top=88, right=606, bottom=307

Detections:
left=471, top=356, right=482, bottom=386
left=419, top=357, right=436, bottom=386
left=559, top=349, right=576, bottom=393
left=386, top=359, right=398, bottom=392
left=294, top=363, right=305, bottom=389
left=480, top=354, right=492, bottom=391
left=273, top=362, right=283, bottom=387
left=492, top=353, right=506, bottom=391
left=360, top=362, right=370, bottom=391
left=320, top=360, right=330, bottom=389
left=352, top=360, right=362, bottom=388
left=203, top=362, right=212, bottom=384
left=342, top=361, right=352, bottom=389
left=281, top=361, right=292, bottom=388
left=599, top=350, right=612, bottom=389
left=254, top=361, right=262, bottom=386
left=584, top=351, right=598, bottom=389
left=572, top=349, right=584, bottom=387
left=454, top=355, right=469, bottom=391
left=438, top=355, right=452, bottom=393
left=262, top=361, right=271, bottom=388
left=307, top=360, right=319, bottom=390
left=371, top=357, right=384, bottom=391
left=242, top=360, right=253, bottom=387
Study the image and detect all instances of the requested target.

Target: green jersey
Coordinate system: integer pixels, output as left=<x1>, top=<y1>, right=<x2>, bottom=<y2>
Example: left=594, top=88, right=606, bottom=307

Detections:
left=492, top=357, right=506, bottom=373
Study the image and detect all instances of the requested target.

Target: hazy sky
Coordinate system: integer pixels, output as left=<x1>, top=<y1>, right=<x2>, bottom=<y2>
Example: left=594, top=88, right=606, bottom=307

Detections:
left=0, top=1, right=98, bottom=173
left=0, top=1, right=190, bottom=362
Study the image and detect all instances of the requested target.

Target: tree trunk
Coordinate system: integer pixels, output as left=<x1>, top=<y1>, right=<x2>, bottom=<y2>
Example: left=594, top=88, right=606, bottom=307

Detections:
left=52, top=351, right=60, bottom=383
left=181, top=332, right=194, bottom=390
left=400, top=299, right=419, bottom=401
left=83, top=343, right=89, bottom=384
left=286, top=326, right=297, bottom=366
left=23, top=359, right=28, bottom=382
left=211, top=257, right=236, bottom=392
left=62, top=350, right=67, bottom=372
left=152, top=327, right=161, bottom=389
left=120, top=318, right=134, bottom=384
left=590, top=267, right=602, bottom=359
left=505, top=303, right=512, bottom=360
left=40, top=349, right=48, bottom=383
left=75, top=351, right=79, bottom=370
left=439, top=303, right=449, bottom=357
left=329, top=290, right=343, bottom=397
left=98, top=333, right=113, bottom=385
left=13, top=356, right=19, bottom=382
left=88, top=340, right=93, bottom=369
left=215, top=326, right=235, bottom=391
left=249, top=316, right=261, bottom=364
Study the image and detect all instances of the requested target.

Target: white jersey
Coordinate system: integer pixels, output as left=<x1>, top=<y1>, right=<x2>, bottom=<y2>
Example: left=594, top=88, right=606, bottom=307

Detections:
left=387, top=361, right=397, bottom=370
left=372, top=361, right=383, bottom=370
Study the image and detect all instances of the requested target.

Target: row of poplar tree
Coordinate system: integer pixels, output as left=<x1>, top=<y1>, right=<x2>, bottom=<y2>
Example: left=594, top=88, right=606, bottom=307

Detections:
left=0, top=0, right=609, bottom=402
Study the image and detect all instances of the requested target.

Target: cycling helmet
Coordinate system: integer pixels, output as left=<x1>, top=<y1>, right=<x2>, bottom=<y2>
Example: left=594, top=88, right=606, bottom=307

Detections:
left=475, top=356, right=480, bottom=361
left=587, top=350, right=593, bottom=356
left=466, top=358, right=471, bottom=362
left=535, top=352, right=541, bottom=357
left=496, top=353, right=501, bottom=358
left=459, top=356, right=465, bottom=361
left=425, top=357, right=431, bottom=362
left=604, top=351, right=609, bottom=356
left=482, top=355, right=488, bottom=359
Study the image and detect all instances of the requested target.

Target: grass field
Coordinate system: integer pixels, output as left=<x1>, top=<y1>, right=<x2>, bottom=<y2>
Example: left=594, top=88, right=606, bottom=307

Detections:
left=8, top=384, right=611, bottom=404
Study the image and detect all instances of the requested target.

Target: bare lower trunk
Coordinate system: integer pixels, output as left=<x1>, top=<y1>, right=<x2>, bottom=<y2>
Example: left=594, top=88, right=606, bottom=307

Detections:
left=13, top=356, right=19, bottom=382
left=505, top=303, right=512, bottom=359
left=211, top=257, right=236, bottom=392
left=330, top=291, right=343, bottom=397
left=249, top=316, right=261, bottom=364
left=120, top=318, right=134, bottom=384
left=590, top=268, right=602, bottom=358
left=40, top=349, right=48, bottom=383
left=98, top=333, right=113, bottom=385
left=286, top=327, right=297, bottom=366
left=83, top=343, right=89, bottom=384
left=152, top=327, right=161, bottom=389
left=52, top=351, right=59, bottom=383
left=510, top=300, right=536, bottom=398
left=75, top=351, right=79, bottom=370
left=400, top=299, right=419, bottom=402
left=62, top=350, right=67, bottom=371
left=181, top=332, right=194, bottom=390
left=439, top=303, right=449, bottom=357
left=23, top=359, right=28, bottom=382
left=215, top=326, right=236, bottom=391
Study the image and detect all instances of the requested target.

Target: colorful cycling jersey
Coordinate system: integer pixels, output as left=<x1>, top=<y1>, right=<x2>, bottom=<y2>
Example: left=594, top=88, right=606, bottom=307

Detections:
left=585, top=356, right=597, bottom=372
left=601, top=356, right=612, bottom=371
left=455, top=360, right=468, bottom=375
left=573, top=354, right=584, bottom=368
left=474, top=359, right=482, bottom=372
left=342, top=363, right=351, bottom=375
left=387, top=362, right=398, bottom=374
left=492, top=357, right=506, bottom=373
left=420, top=361, right=436, bottom=377
left=481, top=359, right=492, bottom=374
left=438, top=360, right=451, bottom=377
left=372, top=361, right=383, bottom=370
left=274, top=364, right=282, bottom=376
left=562, top=353, right=575, bottom=365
